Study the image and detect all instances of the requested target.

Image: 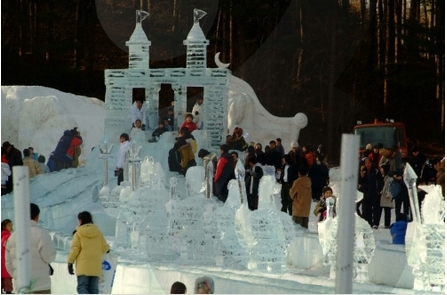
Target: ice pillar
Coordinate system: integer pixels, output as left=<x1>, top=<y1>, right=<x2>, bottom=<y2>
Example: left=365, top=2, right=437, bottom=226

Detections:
left=146, top=85, right=161, bottom=130
left=335, top=134, right=360, bottom=293
left=99, top=141, right=114, bottom=189
left=173, top=84, right=187, bottom=130
left=12, top=166, right=32, bottom=293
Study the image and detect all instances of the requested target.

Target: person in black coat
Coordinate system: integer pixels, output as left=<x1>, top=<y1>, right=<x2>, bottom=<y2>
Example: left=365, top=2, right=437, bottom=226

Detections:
left=245, top=156, right=264, bottom=210
left=279, top=154, right=298, bottom=215
left=265, top=141, right=282, bottom=170
left=308, top=155, right=329, bottom=201
left=254, top=143, right=266, bottom=165
left=358, top=157, right=381, bottom=227
left=1, top=141, right=23, bottom=194
left=408, top=145, right=426, bottom=179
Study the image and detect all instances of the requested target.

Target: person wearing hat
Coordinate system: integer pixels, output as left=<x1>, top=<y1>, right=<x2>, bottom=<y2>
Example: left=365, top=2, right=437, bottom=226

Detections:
left=6, top=203, right=56, bottom=294
left=288, top=141, right=305, bottom=170
left=115, top=133, right=131, bottom=185
left=194, top=276, right=214, bottom=294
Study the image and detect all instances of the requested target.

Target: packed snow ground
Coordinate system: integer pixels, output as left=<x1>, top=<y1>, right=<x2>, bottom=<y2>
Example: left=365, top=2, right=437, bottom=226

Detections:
left=1, top=86, right=443, bottom=294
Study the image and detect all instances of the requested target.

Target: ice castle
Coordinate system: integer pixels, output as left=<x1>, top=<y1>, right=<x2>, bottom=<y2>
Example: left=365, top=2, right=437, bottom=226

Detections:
left=104, top=9, right=231, bottom=149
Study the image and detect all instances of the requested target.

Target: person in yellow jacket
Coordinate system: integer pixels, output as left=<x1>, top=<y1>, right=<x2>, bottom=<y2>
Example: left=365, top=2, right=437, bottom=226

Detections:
left=67, top=211, right=110, bottom=294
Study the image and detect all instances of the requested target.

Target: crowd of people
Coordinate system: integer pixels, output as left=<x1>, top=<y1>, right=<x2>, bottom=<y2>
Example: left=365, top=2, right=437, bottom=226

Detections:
left=357, top=143, right=445, bottom=244
left=1, top=127, right=83, bottom=196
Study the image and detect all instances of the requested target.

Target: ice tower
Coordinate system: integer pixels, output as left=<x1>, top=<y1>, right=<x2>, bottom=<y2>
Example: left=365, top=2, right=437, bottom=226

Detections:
left=184, top=9, right=209, bottom=76
left=104, top=9, right=230, bottom=149
left=126, top=10, right=151, bottom=69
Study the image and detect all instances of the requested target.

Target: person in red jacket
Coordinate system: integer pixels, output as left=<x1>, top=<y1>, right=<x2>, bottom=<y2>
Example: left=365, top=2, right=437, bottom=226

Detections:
left=302, top=145, right=314, bottom=168
left=180, top=114, right=198, bottom=134
left=213, top=144, right=234, bottom=203
left=1, top=219, right=13, bottom=294
left=66, top=129, right=83, bottom=168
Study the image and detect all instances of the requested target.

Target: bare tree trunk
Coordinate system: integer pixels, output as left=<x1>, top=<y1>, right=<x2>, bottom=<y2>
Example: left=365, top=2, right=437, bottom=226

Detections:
left=327, top=0, right=337, bottom=160
left=172, top=0, right=178, bottom=31
left=18, top=0, right=23, bottom=57
left=46, top=0, right=54, bottom=62
left=395, top=0, right=402, bottom=63
left=74, top=0, right=79, bottom=69
left=222, top=7, right=228, bottom=63
left=295, top=0, right=304, bottom=85
left=435, top=0, right=444, bottom=129
left=229, top=0, right=233, bottom=66
left=214, top=9, right=221, bottom=54
left=378, top=0, right=385, bottom=110
left=28, top=1, right=33, bottom=55
left=360, top=0, right=366, bottom=23
left=383, top=0, right=395, bottom=106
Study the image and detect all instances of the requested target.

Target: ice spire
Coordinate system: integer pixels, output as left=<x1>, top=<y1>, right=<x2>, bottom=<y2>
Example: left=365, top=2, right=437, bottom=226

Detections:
left=126, top=10, right=151, bottom=69
left=184, top=8, right=209, bottom=74
left=136, top=10, right=149, bottom=23
left=193, top=9, right=207, bottom=23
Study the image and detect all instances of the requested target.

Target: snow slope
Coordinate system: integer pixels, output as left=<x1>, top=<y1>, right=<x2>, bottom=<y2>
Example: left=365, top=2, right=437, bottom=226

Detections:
left=0, top=86, right=443, bottom=294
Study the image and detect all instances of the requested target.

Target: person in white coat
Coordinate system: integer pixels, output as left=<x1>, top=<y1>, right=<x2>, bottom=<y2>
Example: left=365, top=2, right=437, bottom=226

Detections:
left=191, top=97, right=203, bottom=129
left=1, top=148, right=11, bottom=196
left=115, top=133, right=132, bottom=185
left=131, top=100, right=147, bottom=130
left=6, top=203, right=56, bottom=294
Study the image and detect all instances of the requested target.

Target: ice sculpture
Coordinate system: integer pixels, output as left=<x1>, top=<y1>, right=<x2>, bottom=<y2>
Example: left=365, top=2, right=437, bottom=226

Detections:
left=168, top=195, right=214, bottom=265
left=115, top=207, right=132, bottom=249
left=104, top=9, right=230, bottom=149
left=127, top=142, right=142, bottom=191
left=185, top=166, right=205, bottom=197
left=317, top=196, right=336, bottom=265
left=98, top=141, right=114, bottom=195
left=233, top=160, right=257, bottom=269
left=319, top=192, right=375, bottom=282
left=404, top=165, right=445, bottom=292
left=232, top=173, right=294, bottom=273
left=214, top=180, right=249, bottom=269
left=139, top=187, right=173, bottom=260
left=139, top=156, right=165, bottom=190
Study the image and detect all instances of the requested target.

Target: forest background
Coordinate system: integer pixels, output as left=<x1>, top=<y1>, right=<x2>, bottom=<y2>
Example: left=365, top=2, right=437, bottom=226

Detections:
left=1, top=0, right=444, bottom=162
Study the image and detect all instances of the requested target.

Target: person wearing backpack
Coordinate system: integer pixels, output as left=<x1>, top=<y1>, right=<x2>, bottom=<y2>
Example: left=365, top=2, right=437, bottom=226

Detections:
left=391, top=170, right=410, bottom=220
left=53, top=128, right=77, bottom=171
